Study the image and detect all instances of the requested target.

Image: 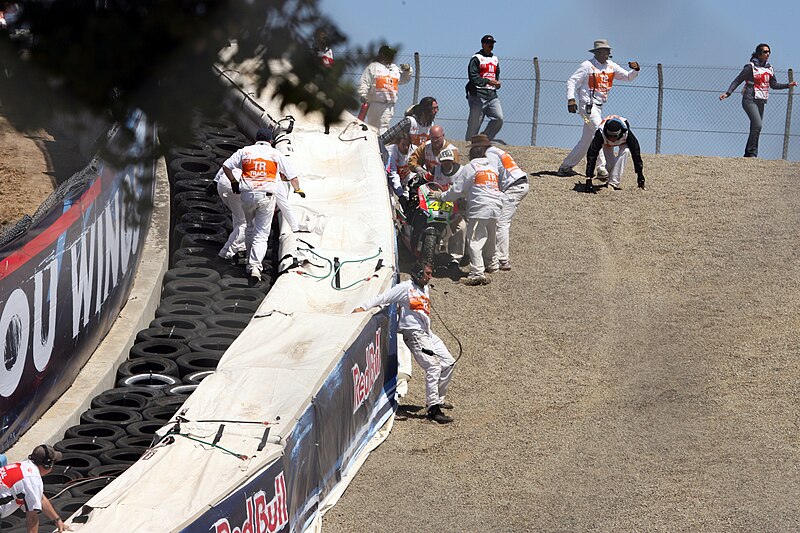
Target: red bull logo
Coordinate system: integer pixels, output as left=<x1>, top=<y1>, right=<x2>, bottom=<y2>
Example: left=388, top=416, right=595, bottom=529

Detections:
left=352, top=329, right=382, bottom=413
left=210, top=472, right=288, bottom=533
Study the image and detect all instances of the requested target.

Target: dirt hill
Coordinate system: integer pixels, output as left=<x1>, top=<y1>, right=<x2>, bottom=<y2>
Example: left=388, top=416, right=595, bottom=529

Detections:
left=323, top=146, right=800, bottom=532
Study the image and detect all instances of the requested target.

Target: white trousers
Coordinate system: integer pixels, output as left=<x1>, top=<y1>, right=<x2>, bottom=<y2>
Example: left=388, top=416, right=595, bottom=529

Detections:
left=602, top=145, right=629, bottom=187
left=466, top=218, right=499, bottom=276
left=561, top=105, right=606, bottom=171
left=366, top=101, right=395, bottom=134
left=496, top=181, right=529, bottom=262
left=242, top=190, right=277, bottom=275
left=217, top=181, right=247, bottom=258
left=444, top=217, right=467, bottom=261
left=402, top=329, right=455, bottom=407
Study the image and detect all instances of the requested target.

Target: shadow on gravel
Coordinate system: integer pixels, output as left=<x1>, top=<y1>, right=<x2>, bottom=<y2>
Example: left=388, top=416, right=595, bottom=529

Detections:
left=396, top=404, right=426, bottom=421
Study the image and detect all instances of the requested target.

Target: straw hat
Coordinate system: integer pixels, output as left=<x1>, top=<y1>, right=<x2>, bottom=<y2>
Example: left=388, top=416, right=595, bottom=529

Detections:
left=589, top=39, right=612, bottom=52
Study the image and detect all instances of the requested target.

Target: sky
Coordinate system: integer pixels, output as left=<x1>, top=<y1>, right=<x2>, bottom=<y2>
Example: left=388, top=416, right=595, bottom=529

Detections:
left=318, top=0, right=799, bottom=69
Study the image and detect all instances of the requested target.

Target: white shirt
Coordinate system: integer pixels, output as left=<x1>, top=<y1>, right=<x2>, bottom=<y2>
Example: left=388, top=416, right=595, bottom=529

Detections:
left=441, top=158, right=504, bottom=219
left=223, top=141, right=297, bottom=193
left=362, top=280, right=431, bottom=332
left=567, top=58, right=638, bottom=106
left=486, top=146, right=527, bottom=191
left=0, top=460, right=44, bottom=518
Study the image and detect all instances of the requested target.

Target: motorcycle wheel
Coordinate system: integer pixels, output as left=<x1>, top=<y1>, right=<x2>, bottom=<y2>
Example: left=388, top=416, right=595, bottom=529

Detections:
left=421, top=232, right=438, bottom=267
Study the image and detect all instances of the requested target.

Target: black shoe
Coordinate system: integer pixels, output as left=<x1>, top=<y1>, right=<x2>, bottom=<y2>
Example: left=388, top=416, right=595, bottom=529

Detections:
left=426, top=404, right=453, bottom=424
left=584, top=178, right=595, bottom=193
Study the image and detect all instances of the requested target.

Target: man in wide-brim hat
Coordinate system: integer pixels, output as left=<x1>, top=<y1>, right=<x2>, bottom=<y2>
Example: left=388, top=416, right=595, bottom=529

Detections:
left=557, top=39, right=641, bottom=177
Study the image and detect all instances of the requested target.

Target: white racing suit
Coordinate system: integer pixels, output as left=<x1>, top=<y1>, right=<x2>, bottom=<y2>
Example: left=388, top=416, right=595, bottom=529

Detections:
left=486, top=147, right=529, bottom=264
left=361, top=280, right=454, bottom=407
left=561, top=58, right=639, bottom=172
left=441, top=159, right=504, bottom=277
left=223, top=141, right=300, bottom=277
left=358, top=61, right=412, bottom=133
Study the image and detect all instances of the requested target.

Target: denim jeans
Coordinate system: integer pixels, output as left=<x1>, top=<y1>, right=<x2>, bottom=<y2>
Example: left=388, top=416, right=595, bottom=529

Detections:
left=742, top=97, right=765, bottom=157
left=466, top=94, right=504, bottom=141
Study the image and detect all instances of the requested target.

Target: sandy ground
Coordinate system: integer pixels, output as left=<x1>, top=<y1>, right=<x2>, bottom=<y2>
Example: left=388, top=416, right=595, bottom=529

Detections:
left=323, top=146, right=800, bottom=532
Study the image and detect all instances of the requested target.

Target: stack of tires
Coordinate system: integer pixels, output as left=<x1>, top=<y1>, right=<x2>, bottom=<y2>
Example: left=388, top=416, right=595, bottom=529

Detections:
left=0, top=117, right=281, bottom=532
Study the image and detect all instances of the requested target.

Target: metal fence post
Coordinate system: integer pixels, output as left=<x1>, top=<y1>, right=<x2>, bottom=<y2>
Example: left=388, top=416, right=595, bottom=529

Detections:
left=783, top=68, right=794, bottom=160
left=531, top=57, right=540, bottom=146
left=656, top=63, right=664, bottom=154
left=413, top=52, right=421, bottom=105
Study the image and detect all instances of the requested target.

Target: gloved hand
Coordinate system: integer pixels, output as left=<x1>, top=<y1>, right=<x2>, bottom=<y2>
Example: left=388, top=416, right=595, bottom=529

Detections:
left=637, top=173, right=646, bottom=190
left=584, top=178, right=595, bottom=193
left=430, top=190, right=445, bottom=200
left=231, top=180, right=240, bottom=194
left=628, top=61, right=640, bottom=71
left=294, top=189, right=306, bottom=198
left=400, top=63, right=411, bottom=72
left=205, top=182, right=217, bottom=197
left=567, top=99, right=578, bottom=114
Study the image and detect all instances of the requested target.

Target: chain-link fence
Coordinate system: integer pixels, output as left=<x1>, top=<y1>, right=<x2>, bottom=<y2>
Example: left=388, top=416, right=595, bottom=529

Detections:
left=346, top=53, right=797, bottom=161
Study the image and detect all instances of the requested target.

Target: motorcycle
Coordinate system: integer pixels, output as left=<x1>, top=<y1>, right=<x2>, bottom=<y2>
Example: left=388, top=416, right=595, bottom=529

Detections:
left=394, top=175, right=458, bottom=267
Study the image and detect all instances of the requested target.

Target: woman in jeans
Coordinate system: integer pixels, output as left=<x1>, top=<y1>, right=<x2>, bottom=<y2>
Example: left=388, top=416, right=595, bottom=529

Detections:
left=720, top=43, right=797, bottom=158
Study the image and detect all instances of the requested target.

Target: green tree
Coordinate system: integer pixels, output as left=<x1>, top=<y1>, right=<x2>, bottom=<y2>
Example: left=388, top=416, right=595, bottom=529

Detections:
left=0, top=0, right=369, bottom=153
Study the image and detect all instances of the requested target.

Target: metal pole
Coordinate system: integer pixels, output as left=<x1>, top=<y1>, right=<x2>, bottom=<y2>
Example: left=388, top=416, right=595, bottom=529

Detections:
left=656, top=63, right=664, bottom=154
left=531, top=57, right=540, bottom=146
left=413, top=52, right=421, bottom=105
left=783, top=68, right=794, bottom=160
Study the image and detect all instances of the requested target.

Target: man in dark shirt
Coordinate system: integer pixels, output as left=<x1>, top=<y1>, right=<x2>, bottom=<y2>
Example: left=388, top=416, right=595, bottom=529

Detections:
left=465, top=35, right=503, bottom=141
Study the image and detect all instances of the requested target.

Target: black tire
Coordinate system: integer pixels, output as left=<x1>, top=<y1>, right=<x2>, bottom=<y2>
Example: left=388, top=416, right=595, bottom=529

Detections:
left=87, top=463, right=131, bottom=478
left=54, top=452, right=102, bottom=476
left=147, top=394, right=188, bottom=410
left=66, top=477, right=115, bottom=499
left=143, top=404, right=183, bottom=422
left=175, top=352, right=223, bottom=377
left=173, top=177, right=215, bottom=196
left=180, top=211, right=230, bottom=229
left=150, top=316, right=208, bottom=332
left=129, top=340, right=190, bottom=361
left=53, top=497, right=91, bottom=517
left=203, top=314, right=250, bottom=331
left=172, top=224, right=228, bottom=253
left=98, top=447, right=147, bottom=466
left=164, top=266, right=222, bottom=285
left=54, top=437, right=116, bottom=457
left=166, top=383, right=198, bottom=396
left=41, top=465, right=82, bottom=486
left=117, top=373, right=181, bottom=389
left=126, top=420, right=166, bottom=437
left=118, top=356, right=180, bottom=378
left=210, top=300, right=259, bottom=317
left=200, top=127, right=248, bottom=143
left=217, top=277, right=258, bottom=291
left=173, top=257, right=216, bottom=270
left=161, top=279, right=220, bottom=299
left=212, top=288, right=265, bottom=304
left=422, top=231, right=438, bottom=268
left=179, top=232, right=228, bottom=252
left=159, top=293, right=217, bottom=310
left=167, top=143, right=214, bottom=161
left=173, top=190, right=218, bottom=206
left=205, top=138, right=247, bottom=158
left=175, top=199, right=227, bottom=221
left=172, top=245, right=217, bottom=263
left=135, top=326, right=199, bottom=345
left=64, top=423, right=127, bottom=442
left=100, top=386, right=166, bottom=402
left=187, top=333, right=238, bottom=355
left=155, top=303, right=215, bottom=319
left=168, top=157, right=217, bottom=177
left=194, top=117, right=237, bottom=131
left=44, top=483, right=72, bottom=499
left=91, top=389, right=150, bottom=410
left=80, top=407, right=143, bottom=427
left=183, top=370, right=215, bottom=385
left=116, top=434, right=155, bottom=449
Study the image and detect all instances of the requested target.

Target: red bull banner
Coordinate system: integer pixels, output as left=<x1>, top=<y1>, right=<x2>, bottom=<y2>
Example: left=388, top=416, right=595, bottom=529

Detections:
left=180, top=308, right=397, bottom=532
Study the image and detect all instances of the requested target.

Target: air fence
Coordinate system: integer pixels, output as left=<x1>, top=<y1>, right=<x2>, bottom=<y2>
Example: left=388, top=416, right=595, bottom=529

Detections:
left=346, top=53, right=798, bottom=161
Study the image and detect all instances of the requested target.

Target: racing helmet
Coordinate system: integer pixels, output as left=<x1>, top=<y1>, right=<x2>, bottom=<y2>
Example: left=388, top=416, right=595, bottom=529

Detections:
left=603, top=117, right=627, bottom=140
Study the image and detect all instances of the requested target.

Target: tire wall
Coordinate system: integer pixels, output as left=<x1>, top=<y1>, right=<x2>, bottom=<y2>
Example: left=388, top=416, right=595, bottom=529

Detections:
left=0, top=111, right=158, bottom=451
